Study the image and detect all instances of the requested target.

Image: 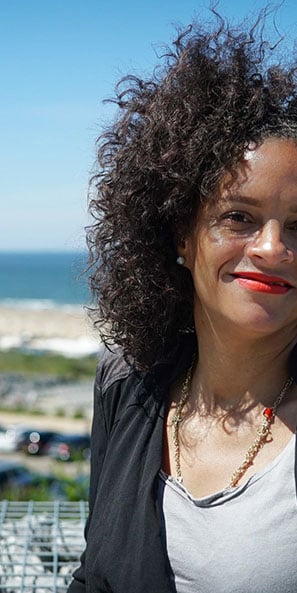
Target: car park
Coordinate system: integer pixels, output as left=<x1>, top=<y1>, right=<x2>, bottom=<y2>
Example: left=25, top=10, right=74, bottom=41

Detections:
left=17, top=429, right=59, bottom=455
left=0, top=460, right=89, bottom=500
left=0, top=461, right=37, bottom=490
left=0, top=425, right=32, bottom=452
left=45, top=433, right=91, bottom=461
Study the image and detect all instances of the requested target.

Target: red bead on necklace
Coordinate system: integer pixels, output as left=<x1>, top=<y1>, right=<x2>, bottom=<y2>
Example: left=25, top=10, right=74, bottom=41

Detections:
left=263, top=407, right=273, bottom=420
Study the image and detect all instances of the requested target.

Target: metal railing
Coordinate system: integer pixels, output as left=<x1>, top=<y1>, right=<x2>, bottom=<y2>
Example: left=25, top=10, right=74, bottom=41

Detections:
left=0, top=500, right=88, bottom=592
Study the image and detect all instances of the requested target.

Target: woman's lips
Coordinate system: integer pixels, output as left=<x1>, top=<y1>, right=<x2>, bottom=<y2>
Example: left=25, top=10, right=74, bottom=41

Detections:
left=232, top=273, right=293, bottom=294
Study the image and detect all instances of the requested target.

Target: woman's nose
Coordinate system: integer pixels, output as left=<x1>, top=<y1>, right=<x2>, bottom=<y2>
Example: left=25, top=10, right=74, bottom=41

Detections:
left=246, top=220, right=294, bottom=265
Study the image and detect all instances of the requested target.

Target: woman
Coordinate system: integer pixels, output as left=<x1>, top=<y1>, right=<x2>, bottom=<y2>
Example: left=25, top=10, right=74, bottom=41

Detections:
left=68, top=11, right=297, bottom=593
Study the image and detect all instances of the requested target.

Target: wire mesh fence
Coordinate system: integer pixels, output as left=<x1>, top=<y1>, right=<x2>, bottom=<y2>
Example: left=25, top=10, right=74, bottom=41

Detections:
left=0, top=500, right=88, bottom=592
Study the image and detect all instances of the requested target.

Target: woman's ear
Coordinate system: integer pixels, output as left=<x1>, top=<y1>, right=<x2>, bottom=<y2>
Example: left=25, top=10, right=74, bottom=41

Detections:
left=176, top=233, right=196, bottom=272
left=176, top=238, right=189, bottom=268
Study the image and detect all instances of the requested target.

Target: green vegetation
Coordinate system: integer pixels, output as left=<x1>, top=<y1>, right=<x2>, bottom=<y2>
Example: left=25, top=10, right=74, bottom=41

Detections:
left=0, top=481, right=88, bottom=502
left=0, top=472, right=89, bottom=502
left=0, top=404, right=43, bottom=415
left=0, top=351, right=97, bottom=379
left=73, top=408, right=86, bottom=419
left=55, top=407, right=66, bottom=417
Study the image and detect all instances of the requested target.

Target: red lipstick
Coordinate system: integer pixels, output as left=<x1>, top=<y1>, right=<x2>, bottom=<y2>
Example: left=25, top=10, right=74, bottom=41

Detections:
left=233, top=272, right=292, bottom=294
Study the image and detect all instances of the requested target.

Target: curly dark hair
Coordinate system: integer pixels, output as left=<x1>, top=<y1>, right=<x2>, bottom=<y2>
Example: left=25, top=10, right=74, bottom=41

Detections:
left=87, top=8, right=297, bottom=368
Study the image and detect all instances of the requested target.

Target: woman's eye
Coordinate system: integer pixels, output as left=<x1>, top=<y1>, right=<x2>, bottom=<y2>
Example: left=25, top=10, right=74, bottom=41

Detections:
left=222, top=211, right=251, bottom=224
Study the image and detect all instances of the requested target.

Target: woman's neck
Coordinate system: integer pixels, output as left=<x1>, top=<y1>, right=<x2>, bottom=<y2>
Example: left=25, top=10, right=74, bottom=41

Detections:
left=192, top=325, right=295, bottom=411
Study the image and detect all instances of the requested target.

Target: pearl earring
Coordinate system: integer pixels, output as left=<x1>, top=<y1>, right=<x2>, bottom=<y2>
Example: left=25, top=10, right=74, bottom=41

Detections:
left=176, top=256, right=185, bottom=266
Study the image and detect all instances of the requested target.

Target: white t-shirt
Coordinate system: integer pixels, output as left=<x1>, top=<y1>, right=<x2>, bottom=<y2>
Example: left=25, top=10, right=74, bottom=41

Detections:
left=158, top=434, right=297, bottom=593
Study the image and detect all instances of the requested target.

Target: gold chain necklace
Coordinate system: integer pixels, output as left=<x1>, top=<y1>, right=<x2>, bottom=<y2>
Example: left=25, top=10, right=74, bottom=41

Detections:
left=172, top=370, right=293, bottom=489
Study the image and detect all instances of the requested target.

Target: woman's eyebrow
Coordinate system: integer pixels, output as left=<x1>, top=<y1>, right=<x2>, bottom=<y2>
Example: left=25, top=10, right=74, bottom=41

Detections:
left=221, top=195, right=262, bottom=207
left=222, top=194, right=297, bottom=212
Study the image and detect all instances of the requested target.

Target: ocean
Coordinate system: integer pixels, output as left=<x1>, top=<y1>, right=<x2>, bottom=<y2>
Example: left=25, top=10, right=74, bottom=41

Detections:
left=0, top=252, right=90, bottom=308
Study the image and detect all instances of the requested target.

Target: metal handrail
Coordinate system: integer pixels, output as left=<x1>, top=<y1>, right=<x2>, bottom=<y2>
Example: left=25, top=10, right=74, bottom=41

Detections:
left=0, top=500, right=88, bottom=592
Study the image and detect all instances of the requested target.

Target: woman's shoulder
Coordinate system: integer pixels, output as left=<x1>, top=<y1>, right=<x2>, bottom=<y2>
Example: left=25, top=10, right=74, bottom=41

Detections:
left=95, top=344, right=137, bottom=396
left=93, top=345, right=147, bottom=432
left=94, top=332, right=197, bottom=398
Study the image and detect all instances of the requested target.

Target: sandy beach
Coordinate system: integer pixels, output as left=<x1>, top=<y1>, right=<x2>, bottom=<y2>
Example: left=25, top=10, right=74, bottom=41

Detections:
left=0, top=305, right=101, bottom=356
left=0, top=305, right=99, bottom=432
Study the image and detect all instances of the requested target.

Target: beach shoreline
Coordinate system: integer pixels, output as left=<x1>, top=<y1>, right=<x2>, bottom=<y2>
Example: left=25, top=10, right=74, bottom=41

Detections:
left=0, top=305, right=100, bottom=357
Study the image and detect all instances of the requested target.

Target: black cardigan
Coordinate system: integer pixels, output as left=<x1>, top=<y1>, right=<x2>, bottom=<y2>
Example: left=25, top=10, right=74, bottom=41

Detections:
left=68, top=340, right=297, bottom=593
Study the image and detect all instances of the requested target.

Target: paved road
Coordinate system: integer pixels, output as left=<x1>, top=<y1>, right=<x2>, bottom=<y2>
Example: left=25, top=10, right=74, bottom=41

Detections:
left=0, top=448, right=90, bottom=477
left=0, top=409, right=92, bottom=433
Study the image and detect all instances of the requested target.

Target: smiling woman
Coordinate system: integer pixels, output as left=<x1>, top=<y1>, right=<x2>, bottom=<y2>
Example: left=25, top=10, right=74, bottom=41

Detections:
left=180, top=138, right=297, bottom=339
left=68, top=9, right=297, bottom=593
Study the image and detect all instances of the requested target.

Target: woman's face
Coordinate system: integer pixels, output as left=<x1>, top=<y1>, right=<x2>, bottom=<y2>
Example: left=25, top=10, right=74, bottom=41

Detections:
left=179, top=138, right=297, bottom=338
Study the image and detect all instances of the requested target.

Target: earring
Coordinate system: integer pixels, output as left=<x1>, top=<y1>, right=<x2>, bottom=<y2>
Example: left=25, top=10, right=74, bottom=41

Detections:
left=176, top=256, right=185, bottom=266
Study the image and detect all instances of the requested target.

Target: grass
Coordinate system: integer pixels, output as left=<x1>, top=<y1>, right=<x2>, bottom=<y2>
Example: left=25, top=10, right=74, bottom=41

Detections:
left=0, top=351, right=97, bottom=380
left=0, top=474, right=89, bottom=501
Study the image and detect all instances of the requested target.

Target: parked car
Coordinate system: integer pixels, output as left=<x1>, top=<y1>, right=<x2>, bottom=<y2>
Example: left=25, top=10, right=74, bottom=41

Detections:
left=0, top=425, right=32, bottom=452
left=45, top=433, right=91, bottom=461
left=17, top=429, right=59, bottom=455
left=0, top=461, right=89, bottom=500
left=0, top=461, right=37, bottom=490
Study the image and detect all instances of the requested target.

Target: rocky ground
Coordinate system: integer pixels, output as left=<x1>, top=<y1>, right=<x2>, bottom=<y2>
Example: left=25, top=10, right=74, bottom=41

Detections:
left=0, top=373, right=94, bottom=422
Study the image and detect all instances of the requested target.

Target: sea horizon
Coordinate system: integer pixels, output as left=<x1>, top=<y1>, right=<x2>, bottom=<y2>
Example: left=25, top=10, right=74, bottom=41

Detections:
left=0, top=251, right=90, bottom=308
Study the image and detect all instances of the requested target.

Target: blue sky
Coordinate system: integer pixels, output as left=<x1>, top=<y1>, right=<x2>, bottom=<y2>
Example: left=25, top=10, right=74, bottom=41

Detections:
left=1, top=0, right=297, bottom=251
